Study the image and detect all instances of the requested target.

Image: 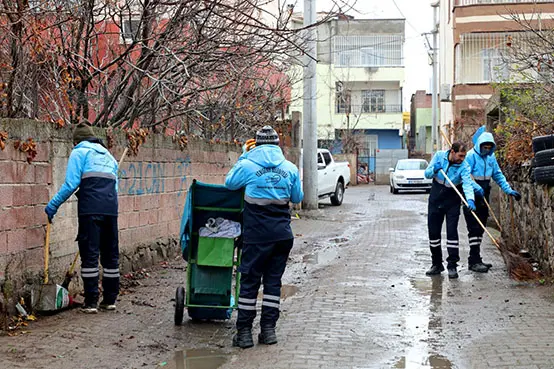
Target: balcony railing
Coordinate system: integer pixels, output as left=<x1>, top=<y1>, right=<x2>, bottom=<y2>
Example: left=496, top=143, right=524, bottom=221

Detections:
left=455, top=0, right=544, bottom=5
left=336, top=104, right=402, bottom=114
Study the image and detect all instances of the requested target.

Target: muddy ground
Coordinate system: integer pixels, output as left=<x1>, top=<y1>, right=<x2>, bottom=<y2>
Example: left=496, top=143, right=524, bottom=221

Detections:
left=2, top=186, right=554, bottom=369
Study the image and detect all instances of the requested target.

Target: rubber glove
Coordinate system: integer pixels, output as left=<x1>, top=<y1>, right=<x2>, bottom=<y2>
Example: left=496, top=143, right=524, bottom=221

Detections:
left=467, top=199, right=476, bottom=212
left=245, top=139, right=256, bottom=151
left=45, top=204, right=56, bottom=223
left=509, top=189, right=521, bottom=201
left=474, top=186, right=485, bottom=197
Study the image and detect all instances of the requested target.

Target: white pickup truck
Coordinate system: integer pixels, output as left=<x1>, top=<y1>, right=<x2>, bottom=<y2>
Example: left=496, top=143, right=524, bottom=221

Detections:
left=300, top=149, right=351, bottom=206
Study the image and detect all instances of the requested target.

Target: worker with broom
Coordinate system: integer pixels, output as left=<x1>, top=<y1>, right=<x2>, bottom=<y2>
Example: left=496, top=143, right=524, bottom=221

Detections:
left=424, top=141, right=476, bottom=279
left=463, top=127, right=521, bottom=273
left=44, top=123, right=120, bottom=314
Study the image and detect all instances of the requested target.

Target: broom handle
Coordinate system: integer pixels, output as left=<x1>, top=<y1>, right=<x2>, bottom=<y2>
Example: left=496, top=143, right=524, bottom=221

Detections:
left=439, top=129, right=503, bottom=231
left=68, top=250, right=79, bottom=275
left=44, top=221, right=51, bottom=284
left=68, top=147, right=129, bottom=272
left=119, top=147, right=129, bottom=167
left=439, top=169, right=501, bottom=250
left=483, top=197, right=502, bottom=231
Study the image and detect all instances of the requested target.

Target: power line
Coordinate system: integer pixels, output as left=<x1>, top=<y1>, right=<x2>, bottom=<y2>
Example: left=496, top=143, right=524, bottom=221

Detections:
left=391, top=0, right=420, bottom=35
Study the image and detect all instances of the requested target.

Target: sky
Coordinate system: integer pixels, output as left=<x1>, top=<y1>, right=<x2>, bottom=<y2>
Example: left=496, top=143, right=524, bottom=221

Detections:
left=316, top=0, right=434, bottom=109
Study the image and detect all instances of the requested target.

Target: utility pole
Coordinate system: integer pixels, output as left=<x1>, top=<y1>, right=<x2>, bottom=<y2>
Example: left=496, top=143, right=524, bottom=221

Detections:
left=302, top=0, right=318, bottom=210
left=431, top=1, right=439, bottom=153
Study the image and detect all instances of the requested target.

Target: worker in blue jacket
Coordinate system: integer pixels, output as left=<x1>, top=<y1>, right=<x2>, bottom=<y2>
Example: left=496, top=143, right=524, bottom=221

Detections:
left=464, top=127, right=521, bottom=273
left=424, top=141, right=475, bottom=279
left=45, top=123, right=119, bottom=314
left=225, top=125, right=303, bottom=349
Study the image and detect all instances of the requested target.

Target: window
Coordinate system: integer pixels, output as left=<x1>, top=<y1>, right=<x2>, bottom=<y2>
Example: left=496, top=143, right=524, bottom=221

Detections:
left=482, top=48, right=509, bottom=82
left=361, top=90, right=385, bottom=113
left=396, top=160, right=428, bottom=171
left=122, top=19, right=141, bottom=42
left=338, top=51, right=355, bottom=67
left=322, top=152, right=332, bottom=166
left=361, top=47, right=383, bottom=67
left=334, top=35, right=403, bottom=68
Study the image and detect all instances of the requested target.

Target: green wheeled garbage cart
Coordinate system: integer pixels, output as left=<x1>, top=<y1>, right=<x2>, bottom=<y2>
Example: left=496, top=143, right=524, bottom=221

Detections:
left=175, top=180, right=243, bottom=324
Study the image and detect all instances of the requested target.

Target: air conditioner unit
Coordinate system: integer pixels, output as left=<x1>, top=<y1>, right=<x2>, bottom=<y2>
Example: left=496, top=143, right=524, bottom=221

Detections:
left=440, top=84, right=451, bottom=102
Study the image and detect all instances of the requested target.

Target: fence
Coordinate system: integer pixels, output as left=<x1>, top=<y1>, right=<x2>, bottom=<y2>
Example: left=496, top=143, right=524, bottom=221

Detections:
left=374, top=149, right=409, bottom=184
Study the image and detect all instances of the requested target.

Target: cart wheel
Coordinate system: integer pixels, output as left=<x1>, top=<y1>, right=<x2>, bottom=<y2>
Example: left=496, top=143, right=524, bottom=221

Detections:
left=174, top=286, right=185, bottom=325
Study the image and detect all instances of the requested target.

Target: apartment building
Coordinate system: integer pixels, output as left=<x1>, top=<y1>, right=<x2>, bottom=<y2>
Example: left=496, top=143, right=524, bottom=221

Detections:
left=439, top=0, right=554, bottom=142
left=289, top=15, right=405, bottom=171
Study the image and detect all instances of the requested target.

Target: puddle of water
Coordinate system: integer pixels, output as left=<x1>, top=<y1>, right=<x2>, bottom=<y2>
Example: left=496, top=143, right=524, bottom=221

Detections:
left=165, top=349, right=227, bottom=369
left=394, top=354, right=452, bottom=368
left=281, top=284, right=299, bottom=300
left=303, top=247, right=338, bottom=265
left=410, top=278, right=443, bottom=297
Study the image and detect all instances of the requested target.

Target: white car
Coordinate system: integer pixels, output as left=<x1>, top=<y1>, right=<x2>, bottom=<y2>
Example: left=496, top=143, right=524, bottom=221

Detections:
left=389, top=159, right=432, bottom=194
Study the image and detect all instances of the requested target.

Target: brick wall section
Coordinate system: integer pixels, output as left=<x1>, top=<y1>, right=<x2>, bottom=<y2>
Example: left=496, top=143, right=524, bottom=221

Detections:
left=0, top=119, right=241, bottom=290
left=412, top=90, right=432, bottom=109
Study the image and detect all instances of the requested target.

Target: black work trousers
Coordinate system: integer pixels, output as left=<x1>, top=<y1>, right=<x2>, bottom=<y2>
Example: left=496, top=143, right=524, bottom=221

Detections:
left=463, top=193, right=489, bottom=266
left=78, top=215, right=119, bottom=307
left=428, top=182, right=462, bottom=268
left=236, top=239, right=293, bottom=330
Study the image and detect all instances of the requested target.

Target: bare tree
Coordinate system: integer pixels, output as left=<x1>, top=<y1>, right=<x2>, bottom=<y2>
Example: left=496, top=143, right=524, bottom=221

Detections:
left=0, top=0, right=355, bottom=138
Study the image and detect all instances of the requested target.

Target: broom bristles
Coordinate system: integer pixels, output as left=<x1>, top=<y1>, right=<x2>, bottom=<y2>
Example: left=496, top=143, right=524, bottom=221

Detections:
left=497, top=239, right=539, bottom=281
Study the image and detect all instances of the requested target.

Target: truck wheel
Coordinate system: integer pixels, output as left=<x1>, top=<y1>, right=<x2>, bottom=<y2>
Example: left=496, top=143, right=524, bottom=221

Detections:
left=174, top=286, right=185, bottom=325
left=330, top=181, right=344, bottom=206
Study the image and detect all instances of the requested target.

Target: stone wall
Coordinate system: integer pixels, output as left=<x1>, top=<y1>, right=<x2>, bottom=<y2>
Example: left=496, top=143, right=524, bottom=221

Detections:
left=0, top=119, right=241, bottom=314
left=496, top=164, right=554, bottom=276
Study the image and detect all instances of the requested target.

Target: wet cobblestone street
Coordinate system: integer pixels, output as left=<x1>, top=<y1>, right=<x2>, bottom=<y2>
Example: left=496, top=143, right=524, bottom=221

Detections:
left=2, top=185, right=554, bottom=369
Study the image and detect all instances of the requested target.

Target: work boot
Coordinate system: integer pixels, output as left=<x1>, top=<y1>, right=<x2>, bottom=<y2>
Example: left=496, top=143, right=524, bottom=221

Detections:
left=447, top=266, right=458, bottom=279
left=483, top=262, right=492, bottom=269
left=232, top=328, right=254, bottom=349
left=425, top=264, right=445, bottom=276
left=469, top=263, right=489, bottom=273
left=99, top=300, right=116, bottom=311
left=81, top=305, right=98, bottom=314
left=258, top=327, right=278, bottom=345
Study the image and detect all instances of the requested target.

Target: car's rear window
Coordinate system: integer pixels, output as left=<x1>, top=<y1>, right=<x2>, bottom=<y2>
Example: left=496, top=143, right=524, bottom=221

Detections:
left=397, top=161, right=428, bottom=170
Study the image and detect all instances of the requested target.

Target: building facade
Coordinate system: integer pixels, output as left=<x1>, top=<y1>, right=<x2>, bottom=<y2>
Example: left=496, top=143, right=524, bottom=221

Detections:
left=410, top=90, right=437, bottom=155
left=289, top=16, right=406, bottom=171
left=439, top=0, right=554, bottom=143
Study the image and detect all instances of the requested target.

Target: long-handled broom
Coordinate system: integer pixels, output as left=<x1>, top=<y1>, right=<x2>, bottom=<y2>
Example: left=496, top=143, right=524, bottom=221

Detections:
left=60, top=146, right=130, bottom=289
left=439, top=169, right=536, bottom=280
left=36, top=219, right=72, bottom=313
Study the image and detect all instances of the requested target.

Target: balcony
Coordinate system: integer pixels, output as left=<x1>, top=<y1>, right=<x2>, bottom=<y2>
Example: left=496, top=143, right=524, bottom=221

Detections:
left=333, top=35, right=404, bottom=68
left=336, top=104, right=402, bottom=115
left=455, top=32, right=516, bottom=84
left=454, top=32, right=551, bottom=85
left=455, top=0, right=543, bottom=5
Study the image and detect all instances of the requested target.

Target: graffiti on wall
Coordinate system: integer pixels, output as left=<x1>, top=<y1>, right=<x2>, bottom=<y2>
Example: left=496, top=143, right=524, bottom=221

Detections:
left=118, top=156, right=192, bottom=197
